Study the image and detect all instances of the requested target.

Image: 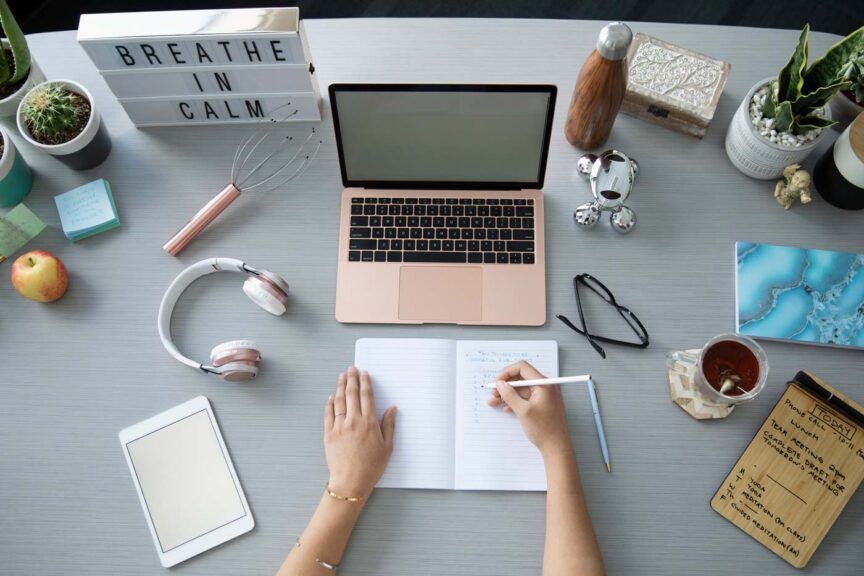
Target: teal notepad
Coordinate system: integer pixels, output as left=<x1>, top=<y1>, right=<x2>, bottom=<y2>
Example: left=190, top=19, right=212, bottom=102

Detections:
left=54, top=179, right=120, bottom=241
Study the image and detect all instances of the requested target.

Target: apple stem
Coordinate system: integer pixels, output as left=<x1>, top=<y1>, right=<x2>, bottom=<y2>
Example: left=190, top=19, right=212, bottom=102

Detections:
left=27, top=257, right=36, bottom=267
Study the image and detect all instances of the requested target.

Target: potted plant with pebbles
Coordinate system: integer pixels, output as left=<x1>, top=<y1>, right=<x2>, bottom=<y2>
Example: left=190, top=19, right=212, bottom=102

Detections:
left=726, top=25, right=860, bottom=180
left=17, top=80, right=111, bottom=170
left=0, top=0, right=44, bottom=117
left=829, top=46, right=864, bottom=130
left=0, top=124, right=32, bottom=206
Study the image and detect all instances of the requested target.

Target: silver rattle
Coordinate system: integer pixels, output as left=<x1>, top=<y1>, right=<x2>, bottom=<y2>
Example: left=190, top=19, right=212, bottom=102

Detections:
left=574, top=150, right=639, bottom=233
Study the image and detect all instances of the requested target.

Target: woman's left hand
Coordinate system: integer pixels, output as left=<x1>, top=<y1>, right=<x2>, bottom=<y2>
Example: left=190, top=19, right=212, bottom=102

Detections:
left=325, top=367, right=397, bottom=498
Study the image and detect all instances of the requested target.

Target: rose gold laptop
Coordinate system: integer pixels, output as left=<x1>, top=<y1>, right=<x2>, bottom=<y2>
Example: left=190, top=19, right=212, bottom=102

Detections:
left=331, top=84, right=556, bottom=325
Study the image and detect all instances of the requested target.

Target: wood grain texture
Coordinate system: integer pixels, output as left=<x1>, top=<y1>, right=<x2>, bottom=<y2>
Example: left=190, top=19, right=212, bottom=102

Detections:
left=0, top=19, right=862, bottom=576
left=711, top=375, right=864, bottom=567
left=564, top=50, right=627, bottom=149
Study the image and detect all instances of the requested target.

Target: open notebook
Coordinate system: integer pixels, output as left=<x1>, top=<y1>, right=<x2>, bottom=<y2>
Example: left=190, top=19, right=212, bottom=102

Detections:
left=355, top=338, right=558, bottom=491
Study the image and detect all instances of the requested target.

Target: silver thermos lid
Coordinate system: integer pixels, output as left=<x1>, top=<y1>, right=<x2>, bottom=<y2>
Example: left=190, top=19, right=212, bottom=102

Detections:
left=596, top=22, right=633, bottom=60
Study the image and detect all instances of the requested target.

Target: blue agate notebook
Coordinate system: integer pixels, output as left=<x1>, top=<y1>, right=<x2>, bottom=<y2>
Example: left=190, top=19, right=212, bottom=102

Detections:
left=735, top=242, right=864, bottom=349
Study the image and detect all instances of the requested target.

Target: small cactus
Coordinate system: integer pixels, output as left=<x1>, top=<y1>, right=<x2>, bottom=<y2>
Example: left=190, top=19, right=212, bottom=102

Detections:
left=21, top=83, right=90, bottom=145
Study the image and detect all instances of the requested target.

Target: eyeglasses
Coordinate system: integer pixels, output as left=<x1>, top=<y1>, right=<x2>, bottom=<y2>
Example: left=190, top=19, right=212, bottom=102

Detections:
left=556, top=274, right=649, bottom=359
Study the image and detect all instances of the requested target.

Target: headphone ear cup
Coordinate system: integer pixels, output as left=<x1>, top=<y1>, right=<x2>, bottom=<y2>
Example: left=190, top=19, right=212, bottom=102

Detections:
left=216, top=362, right=259, bottom=382
left=243, top=276, right=287, bottom=316
left=210, top=340, right=261, bottom=381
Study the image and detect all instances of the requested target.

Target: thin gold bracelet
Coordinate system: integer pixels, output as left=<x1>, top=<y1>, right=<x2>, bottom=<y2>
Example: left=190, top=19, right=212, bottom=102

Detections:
left=295, top=538, right=339, bottom=572
left=325, top=482, right=364, bottom=503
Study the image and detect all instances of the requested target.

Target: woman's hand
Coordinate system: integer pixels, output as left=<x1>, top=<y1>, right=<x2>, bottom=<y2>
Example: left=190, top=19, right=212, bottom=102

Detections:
left=325, top=367, right=397, bottom=498
left=487, top=361, right=572, bottom=457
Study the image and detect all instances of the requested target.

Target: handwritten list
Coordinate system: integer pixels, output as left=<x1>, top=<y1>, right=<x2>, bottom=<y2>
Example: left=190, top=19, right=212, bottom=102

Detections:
left=454, top=341, right=557, bottom=491
left=711, top=373, right=864, bottom=567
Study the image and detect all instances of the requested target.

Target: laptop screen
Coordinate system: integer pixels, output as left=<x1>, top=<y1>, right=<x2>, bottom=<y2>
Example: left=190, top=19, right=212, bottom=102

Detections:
left=330, top=84, right=556, bottom=189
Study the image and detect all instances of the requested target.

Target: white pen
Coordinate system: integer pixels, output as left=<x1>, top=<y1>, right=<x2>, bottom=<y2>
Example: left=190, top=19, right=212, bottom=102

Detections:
left=480, top=374, right=592, bottom=389
left=481, top=374, right=612, bottom=472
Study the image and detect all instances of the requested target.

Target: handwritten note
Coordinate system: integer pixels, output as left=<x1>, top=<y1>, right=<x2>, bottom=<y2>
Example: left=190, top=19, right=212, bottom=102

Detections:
left=355, top=339, right=558, bottom=491
left=54, top=179, right=120, bottom=241
left=455, top=341, right=557, bottom=491
left=0, top=203, right=45, bottom=262
left=711, top=373, right=864, bottom=567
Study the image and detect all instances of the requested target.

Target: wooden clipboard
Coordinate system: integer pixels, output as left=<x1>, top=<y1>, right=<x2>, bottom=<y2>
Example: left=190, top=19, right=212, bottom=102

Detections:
left=711, top=371, right=864, bottom=568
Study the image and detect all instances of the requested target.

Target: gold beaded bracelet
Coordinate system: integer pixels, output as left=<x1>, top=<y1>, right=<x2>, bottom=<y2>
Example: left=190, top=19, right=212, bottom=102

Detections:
left=325, top=482, right=364, bottom=503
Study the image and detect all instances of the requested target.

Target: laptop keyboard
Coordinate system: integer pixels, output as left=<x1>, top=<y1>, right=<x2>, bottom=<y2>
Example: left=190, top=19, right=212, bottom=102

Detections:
left=347, top=197, right=536, bottom=264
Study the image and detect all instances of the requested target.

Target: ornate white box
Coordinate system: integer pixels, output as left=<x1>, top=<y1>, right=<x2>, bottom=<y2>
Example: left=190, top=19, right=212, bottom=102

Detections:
left=622, top=33, right=730, bottom=138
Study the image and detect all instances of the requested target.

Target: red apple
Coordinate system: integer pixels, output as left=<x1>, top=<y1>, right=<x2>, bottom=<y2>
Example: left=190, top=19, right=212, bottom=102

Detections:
left=11, top=250, right=69, bottom=302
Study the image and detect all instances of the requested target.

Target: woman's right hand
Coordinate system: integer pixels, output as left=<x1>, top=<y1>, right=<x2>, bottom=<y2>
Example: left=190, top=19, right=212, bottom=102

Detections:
left=487, top=361, right=573, bottom=457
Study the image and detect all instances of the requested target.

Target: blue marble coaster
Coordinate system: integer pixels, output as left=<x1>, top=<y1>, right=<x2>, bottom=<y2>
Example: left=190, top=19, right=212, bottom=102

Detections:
left=736, top=242, right=864, bottom=349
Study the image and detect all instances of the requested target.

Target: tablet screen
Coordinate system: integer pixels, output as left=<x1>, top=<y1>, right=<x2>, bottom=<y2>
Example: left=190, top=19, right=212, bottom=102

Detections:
left=126, top=410, right=246, bottom=552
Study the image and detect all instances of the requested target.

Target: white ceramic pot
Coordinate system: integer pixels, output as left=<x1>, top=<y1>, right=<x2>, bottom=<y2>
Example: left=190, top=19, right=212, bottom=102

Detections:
left=828, top=91, right=864, bottom=132
left=725, top=77, right=831, bottom=180
left=16, top=79, right=112, bottom=170
left=0, top=40, right=45, bottom=118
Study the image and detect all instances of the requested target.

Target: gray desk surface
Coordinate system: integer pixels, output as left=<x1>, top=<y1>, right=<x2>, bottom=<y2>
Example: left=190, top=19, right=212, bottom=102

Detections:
left=1, top=18, right=862, bottom=576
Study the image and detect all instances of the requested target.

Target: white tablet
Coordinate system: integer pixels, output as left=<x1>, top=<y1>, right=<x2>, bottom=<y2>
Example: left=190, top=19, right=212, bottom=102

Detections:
left=119, top=396, right=254, bottom=567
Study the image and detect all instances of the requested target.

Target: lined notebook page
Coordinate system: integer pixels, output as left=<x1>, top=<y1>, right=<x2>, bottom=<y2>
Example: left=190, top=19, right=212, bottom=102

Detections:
left=355, top=339, right=456, bottom=490
left=454, top=340, right=558, bottom=491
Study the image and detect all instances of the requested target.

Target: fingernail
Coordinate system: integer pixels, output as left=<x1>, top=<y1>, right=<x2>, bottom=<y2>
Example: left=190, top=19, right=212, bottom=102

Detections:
left=328, top=394, right=334, bottom=401
left=338, top=372, right=345, bottom=379
left=348, top=366, right=357, bottom=374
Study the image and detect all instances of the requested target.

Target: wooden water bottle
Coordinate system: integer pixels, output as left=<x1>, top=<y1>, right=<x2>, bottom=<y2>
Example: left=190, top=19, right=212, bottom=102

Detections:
left=565, top=22, right=633, bottom=150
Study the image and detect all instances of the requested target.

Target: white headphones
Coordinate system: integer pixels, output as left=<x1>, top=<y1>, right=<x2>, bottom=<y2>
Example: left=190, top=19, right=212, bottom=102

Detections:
left=157, top=257, right=290, bottom=381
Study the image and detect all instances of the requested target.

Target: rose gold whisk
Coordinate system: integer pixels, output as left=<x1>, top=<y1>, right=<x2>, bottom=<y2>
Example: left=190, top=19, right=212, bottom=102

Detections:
left=163, top=108, right=323, bottom=256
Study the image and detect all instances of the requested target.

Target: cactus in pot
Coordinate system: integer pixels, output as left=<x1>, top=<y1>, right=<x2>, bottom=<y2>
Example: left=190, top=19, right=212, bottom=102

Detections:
left=0, top=0, right=31, bottom=99
left=17, top=79, right=112, bottom=170
left=20, top=83, right=91, bottom=145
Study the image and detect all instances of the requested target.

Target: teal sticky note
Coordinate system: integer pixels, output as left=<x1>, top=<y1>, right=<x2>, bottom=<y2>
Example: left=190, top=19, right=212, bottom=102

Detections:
left=0, top=203, right=46, bottom=262
left=54, top=179, right=120, bottom=241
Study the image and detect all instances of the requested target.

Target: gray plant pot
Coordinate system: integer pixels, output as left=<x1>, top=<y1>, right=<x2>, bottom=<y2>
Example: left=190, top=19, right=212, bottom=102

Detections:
left=725, top=77, right=831, bottom=180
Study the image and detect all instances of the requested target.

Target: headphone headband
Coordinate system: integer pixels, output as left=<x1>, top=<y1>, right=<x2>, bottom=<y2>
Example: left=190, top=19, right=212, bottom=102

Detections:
left=157, top=257, right=250, bottom=372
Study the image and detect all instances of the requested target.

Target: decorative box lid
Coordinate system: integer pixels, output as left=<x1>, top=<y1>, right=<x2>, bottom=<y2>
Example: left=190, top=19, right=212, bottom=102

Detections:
left=625, top=33, right=730, bottom=125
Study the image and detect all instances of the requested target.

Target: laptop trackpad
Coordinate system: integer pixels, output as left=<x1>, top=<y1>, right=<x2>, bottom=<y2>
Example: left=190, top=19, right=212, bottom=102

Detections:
left=398, top=266, right=482, bottom=322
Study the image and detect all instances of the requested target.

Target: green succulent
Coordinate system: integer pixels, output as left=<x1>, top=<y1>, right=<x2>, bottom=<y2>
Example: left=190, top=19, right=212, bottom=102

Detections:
left=0, top=0, right=30, bottom=86
left=761, top=24, right=864, bottom=134
left=837, top=48, right=864, bottom=104
left=22, top=83, right=89, bottom=143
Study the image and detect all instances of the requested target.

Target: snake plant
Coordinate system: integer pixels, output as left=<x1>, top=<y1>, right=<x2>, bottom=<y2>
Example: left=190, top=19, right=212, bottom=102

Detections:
left=761, top=24, right=864, bottom=134
left=0, top=0, right=30, bottom=88
left=837, top=48, right=864, bottom=104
